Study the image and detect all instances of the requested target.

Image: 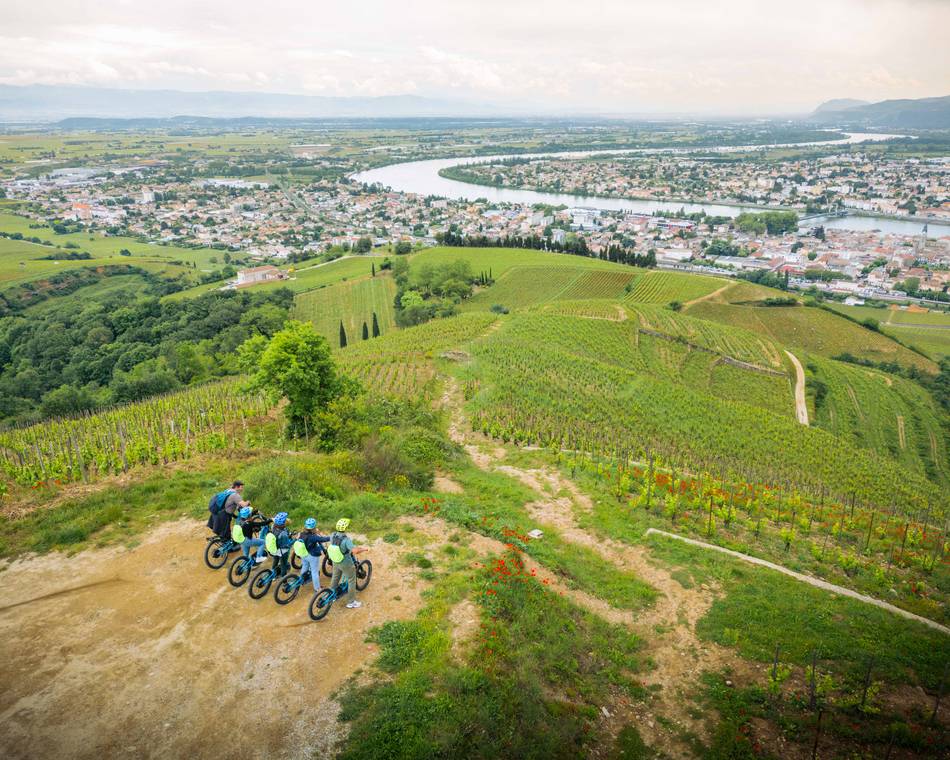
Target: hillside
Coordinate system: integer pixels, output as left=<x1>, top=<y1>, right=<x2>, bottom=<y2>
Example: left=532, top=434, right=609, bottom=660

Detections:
left=1, top=249, right=948, bottom=760
left=808, top=94, right=950, bottom=129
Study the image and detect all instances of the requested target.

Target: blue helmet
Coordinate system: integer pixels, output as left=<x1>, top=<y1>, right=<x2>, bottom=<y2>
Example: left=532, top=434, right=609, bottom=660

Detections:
left=273, top=511, right=289, bottom=527
left=304, top=517, right=317, bottom=530
left=239, top=506, right=252, bottom=519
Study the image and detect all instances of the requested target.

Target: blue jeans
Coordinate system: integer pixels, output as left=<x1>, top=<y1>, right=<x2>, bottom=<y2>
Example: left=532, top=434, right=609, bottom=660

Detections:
left=242, top=537, right=265, bottom=559
left=302, top=555, right=322, bottom=591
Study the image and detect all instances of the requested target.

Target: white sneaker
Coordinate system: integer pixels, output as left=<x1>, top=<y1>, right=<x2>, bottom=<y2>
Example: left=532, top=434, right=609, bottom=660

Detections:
left=254, top=556, right=266, bottom=564
left=345, top=601, right=362, bottom=609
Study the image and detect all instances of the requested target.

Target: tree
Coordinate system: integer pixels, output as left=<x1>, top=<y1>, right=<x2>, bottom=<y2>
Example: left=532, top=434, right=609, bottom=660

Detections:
left=371, top=262, right=376, bottom=277
left=339, top=321, right=348, bottom=348
left=362, top=321, right=369, bottom=340
left=394, top=241, right=412, bottom=255
left=372, top=311, right=380, bottom=338
left=355, top=236, right=372, bottom=253
left=239, top=320, right=344, bottom=438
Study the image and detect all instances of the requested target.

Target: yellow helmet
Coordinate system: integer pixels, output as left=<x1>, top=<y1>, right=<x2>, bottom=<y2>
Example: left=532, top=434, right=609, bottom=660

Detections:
left=336, top=518, right=350, bottom=532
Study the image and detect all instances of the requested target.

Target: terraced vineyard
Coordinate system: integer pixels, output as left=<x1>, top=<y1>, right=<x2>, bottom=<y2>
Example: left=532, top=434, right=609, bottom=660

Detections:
left=464, top=265, right=636, bottom=311
left=292, top=275, right=396, bottom=344
left=466, top=310, right=942, bottom=509
left=623, top=270, right=725, bottom=305
left=338, top=311, right=498, bottom=398
left=808, top=356, right=947, bottom=484
left=686, top=301, right=938, bottom=372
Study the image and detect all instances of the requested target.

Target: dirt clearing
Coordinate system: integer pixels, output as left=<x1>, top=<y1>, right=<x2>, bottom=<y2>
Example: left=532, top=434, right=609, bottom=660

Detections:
left=0, top=519, right=430, bottom=760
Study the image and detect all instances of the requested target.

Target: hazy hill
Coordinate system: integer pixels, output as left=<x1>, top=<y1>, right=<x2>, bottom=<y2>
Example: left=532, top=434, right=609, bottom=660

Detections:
left=0, top=84, right=495, bottom=121
left=809, top=95, right=950, bottom=129
left=813, top=98, right=870, bottom=113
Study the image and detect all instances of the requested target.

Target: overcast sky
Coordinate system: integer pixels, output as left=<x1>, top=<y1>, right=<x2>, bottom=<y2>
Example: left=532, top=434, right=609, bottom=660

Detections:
left=2, top=0, right=948, bottom=114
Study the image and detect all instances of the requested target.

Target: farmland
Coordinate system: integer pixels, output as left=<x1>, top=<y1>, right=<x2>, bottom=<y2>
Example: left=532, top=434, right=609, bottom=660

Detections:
left=292, top=275, right=397, bottom=344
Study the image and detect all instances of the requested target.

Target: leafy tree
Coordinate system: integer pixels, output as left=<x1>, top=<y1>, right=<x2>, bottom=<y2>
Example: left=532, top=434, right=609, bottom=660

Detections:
left=394, top=241, right=412, bottom=255
left=240, top=320, right=346, bottom=438
left=355, top=236, right=373, bottom=253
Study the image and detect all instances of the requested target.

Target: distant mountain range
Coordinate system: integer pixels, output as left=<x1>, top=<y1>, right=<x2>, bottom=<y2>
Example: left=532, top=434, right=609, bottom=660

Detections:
left=0, top=84, right=499, bottom=121
left=809, top=95, right=950, bottom=129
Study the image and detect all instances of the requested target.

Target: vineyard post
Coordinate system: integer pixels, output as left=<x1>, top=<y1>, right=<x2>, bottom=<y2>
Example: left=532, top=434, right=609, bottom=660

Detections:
left=645, top=455, right=654, bottom=511
left=706, top=494, right=714, bottom=537
left=898, top=522, right=910, bottom=564
left=74, top=438, right=87, bottom=484
left=849, top=490, right=856, bottom=520
left=810, top=709, right=823, bottom=760
left=931, top=660, right=947, bottom=726
left=929, top=527, right=946, bottom=573
left=864, top=510, right=875, bottom=552
left=860, top=656, right=874, bottom=710
left=808, top=648, right=818, bottom=710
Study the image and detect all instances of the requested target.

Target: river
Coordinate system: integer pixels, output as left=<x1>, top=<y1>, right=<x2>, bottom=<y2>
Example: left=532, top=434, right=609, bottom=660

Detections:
left=353, top=133, right=950, bottom=238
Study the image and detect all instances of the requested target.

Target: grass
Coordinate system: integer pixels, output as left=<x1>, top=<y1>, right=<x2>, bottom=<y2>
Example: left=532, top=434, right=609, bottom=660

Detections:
left=645, top=533, right=948, bottom=690
left=408, top=246, right=633, bottom=279
left=463, top=265, right=637, bottom=312
left=337, top=553, right=645, bottom=760
left=291, top=275, right=397, bottom=345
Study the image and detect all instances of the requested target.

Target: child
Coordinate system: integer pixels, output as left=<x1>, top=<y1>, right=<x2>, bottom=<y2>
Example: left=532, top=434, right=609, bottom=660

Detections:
left=264, top=512, right=293, bottom=577
left=293, top=517, right=330, bottom=592
left=232, top=507, right=268, bottom=564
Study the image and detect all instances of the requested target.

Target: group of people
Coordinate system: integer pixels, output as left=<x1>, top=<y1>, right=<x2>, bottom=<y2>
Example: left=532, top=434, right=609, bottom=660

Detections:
left=208, top=479, right=368, bottom=608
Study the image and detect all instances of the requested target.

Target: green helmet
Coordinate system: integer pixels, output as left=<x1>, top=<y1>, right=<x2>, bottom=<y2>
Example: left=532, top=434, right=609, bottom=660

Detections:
left=335, top=518, right=350, bottom=532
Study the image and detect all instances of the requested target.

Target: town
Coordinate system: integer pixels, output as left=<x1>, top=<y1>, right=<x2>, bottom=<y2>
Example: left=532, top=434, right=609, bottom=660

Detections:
left=2, top=140, right=948, bottom=306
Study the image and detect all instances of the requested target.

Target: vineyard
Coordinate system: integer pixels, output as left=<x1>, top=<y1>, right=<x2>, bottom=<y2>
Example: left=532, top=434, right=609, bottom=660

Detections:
left=465, top=310, right=944, bottom=512
left=464, top=266, right=636, bottom=311
left=687, top=300, right=938, bottom=372
left=807, top=356, right=947, bottom=485
left=291, top=275, right=396, bottom=344
left=563, top=449, right=950, bottom=625
left=0, top=379, right=272, bottom=488
left=623, top=270, right=725, bottom=305
left=338, top=311, right=498, bottom=398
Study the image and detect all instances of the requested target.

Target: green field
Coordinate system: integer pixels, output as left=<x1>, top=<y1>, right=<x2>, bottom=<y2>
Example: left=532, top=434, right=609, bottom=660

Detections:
left=292, top=275, right=397, bottom=345
left=0, top=211, right=224, bottom=289
left=463, top=265, right=636, bottom=311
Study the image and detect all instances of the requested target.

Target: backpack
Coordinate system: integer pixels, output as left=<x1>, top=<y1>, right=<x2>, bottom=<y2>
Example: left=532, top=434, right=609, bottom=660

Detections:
left=231, top=523, right=246, bottom=543
left=293, top=540, right=309, bottom=559
left=208, top=489, right=234, bottom=515
left=326, top=531, right=349, bottom=564
left=265, top=531, right=280, bottom=556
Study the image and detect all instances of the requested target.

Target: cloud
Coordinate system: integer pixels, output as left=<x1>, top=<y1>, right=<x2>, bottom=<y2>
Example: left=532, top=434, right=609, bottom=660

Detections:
left=0, top=0, right=947, bottom=113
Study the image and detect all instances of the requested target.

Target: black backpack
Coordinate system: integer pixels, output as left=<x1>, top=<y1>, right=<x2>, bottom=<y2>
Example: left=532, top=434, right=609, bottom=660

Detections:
left=208, top=489, right=234, bottom=515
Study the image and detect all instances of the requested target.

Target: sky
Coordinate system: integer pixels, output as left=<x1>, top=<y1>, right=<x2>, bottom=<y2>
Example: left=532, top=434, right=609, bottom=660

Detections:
left=1, top=0, right=948, bottom=115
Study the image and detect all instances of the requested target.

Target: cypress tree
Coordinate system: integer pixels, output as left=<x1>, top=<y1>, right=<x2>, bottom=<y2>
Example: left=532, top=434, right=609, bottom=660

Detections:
left=362, top=321, right=369, bottom=340
left=339, top=321, right=347, bottom=348
left=371, top=262, right=376, bottom=277
left=372, top=312, right=380, bottom=337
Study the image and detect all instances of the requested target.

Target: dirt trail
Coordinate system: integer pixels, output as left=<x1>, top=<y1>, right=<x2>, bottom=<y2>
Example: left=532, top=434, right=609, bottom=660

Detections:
left=784, top=350, right=809, bottom=425
left=0, top=520, right=432, bottom=760
left=683, top=283, right=730, bottom=308
left=441, top=378, right=752, bottom=758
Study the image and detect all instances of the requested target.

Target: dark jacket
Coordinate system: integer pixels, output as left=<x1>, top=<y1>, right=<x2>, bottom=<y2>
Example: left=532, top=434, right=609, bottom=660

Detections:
left=302, top=532, right=330, bottom=556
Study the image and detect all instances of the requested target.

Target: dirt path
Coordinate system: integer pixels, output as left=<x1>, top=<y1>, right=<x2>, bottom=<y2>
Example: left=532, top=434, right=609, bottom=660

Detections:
left=784, top=350, right=809, bottom=425
left=440, top=378, right=752, bottom=758
left=0, top=520, right=433, bottom=759
left=644, top=529, right=949, bottom=635
left=683, top=283, right=731, bottom=308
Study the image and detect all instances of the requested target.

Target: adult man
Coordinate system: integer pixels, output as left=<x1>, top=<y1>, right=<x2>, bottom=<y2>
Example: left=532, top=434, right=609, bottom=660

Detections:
left=207, top=480, right=249, bottom=542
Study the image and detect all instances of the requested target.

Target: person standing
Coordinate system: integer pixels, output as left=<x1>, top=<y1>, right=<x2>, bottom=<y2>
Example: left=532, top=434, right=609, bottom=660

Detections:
left=326, top=518, right=367, bottom=609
